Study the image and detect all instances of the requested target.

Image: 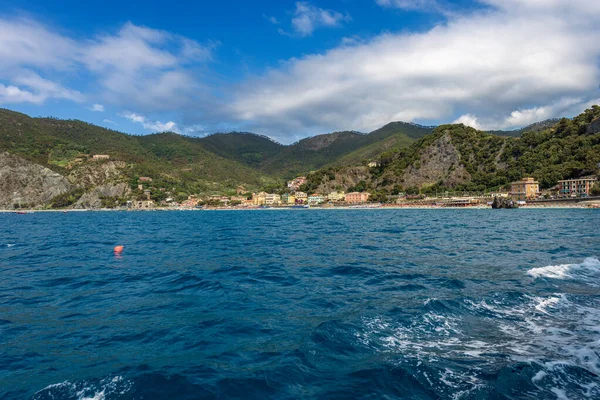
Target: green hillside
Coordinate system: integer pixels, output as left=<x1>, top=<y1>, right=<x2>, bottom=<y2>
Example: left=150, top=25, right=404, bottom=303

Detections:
left=0, top=109, right=277, bottom=194
left=199, top=132, right=283, bottom=168
left=300, top=106, right=600, bottom=195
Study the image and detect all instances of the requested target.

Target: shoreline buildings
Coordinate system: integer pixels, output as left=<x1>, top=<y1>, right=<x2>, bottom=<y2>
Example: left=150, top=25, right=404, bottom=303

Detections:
left=510, top=177, right=540, bottom=201
left=558, top=177, right=597, bottom=197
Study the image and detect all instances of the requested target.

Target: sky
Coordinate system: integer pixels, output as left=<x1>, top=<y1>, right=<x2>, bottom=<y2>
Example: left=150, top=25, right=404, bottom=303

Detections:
left=1, top=0, right=599, bottom=144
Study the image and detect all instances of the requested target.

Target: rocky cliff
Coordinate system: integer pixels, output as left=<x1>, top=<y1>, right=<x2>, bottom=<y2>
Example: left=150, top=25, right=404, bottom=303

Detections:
left=0, top=152, right=72, bottom=208
left=400, top=133, right=471, bottom=188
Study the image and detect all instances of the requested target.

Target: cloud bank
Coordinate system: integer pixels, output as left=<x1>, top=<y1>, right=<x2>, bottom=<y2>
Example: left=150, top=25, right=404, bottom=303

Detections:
left=0, top=0, right=599, bottom=140
left=229, top=0, right=600, bottom=137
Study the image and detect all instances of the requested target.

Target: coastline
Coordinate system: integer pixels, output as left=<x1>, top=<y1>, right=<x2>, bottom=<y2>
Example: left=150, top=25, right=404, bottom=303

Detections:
left=1, top=202, right=597, bottom=213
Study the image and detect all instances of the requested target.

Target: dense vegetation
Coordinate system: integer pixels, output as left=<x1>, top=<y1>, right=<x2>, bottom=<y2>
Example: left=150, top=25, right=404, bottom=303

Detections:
left=302, top=107, right=600, bottom=195
left=1, top=106, right=598, bottom=203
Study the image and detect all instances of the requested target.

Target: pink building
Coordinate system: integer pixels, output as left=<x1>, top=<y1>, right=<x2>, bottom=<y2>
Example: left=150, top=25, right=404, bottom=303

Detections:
left=345, top=192, right=370, bottom=204
left=287, top=176, right=307, bottom=191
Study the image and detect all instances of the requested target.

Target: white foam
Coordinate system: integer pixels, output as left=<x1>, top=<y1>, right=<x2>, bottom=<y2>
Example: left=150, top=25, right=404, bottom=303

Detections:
left=527, top=258, right=600, bottom=280
left=551, top=387, right=570, bottom=400
left=34, top=376, right=130, bottom=400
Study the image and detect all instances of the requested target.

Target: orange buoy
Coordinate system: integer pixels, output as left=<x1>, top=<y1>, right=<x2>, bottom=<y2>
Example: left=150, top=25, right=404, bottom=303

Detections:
left=114, top=245, right=124, bottom=254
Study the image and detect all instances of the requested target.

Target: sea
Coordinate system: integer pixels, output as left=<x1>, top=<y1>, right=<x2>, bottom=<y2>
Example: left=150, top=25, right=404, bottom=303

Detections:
left=1, top=209, right=599, bottom=399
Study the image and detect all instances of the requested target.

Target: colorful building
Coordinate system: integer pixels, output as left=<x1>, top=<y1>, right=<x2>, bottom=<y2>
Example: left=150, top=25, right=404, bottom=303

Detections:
left=510, top=177, right=540, bottom=201
left=287, top=176, right=307, bottom=191
left=327, top=191, right=345, bottom=202
left=252, top=192, right=267, bottom=205
left=345, top=192, right=370, bottom=203
left=558, top=177, right=597, bottom=197
left=308, top=194, right=325, bottom=205
left=265, top=193, right=281, bottom=205
left=295, top=191, right=308, bottom=204
left=282, top=193, right=296, bottom=204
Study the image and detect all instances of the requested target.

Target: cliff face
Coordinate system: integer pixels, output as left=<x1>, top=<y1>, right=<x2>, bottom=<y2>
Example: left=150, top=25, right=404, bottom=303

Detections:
left=0, top=152, right=72, bottom=208
left=400, top=133, right=471, bottom=188
left=74, top=182, right=131, bottom=209
left=68, top=160, right=127, bottom=187
left=314, top=166, right=371, bottom=193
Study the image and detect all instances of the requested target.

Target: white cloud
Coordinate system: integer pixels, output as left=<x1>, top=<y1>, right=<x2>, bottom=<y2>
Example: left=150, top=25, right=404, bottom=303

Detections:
left=90, top=103, right=104, bottom=112
left=229, top=0, right=600, bottom=139
left=453, top=114, right=481, bottom=130
left=0, top=18, right=211, bottom=112
left=122, top=111, right=179, bottom=133
left=103, top=118, right=118, bottom=125
left=289, top=2, right=351, bottom=37
left=0, top=71, right=83, bottom=105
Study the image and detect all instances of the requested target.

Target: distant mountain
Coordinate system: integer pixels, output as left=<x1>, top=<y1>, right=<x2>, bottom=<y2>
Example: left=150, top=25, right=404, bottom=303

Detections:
left=198, top=132, right=283, bottom=168
left=487, top=118, right=561, bottom=137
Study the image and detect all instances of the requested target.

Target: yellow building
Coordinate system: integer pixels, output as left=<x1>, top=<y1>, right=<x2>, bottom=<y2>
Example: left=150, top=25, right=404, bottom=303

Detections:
left=295, top=191, right=308, bottom=204
left=327, top=191, right=345, bottom=202
left=252, top=192, right=267, bottom=205
left=510, top=177, right=540, bottom=200
left=265, top=193, right=281, bottom=205
left=282, top=193, right=296, bottom=204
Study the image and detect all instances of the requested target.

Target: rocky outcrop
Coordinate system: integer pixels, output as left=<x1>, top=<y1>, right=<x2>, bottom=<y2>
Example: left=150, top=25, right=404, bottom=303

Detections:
left=68, top=160, right=127, bottom=187
left=492, top=196, right=518, bottom=209
left=587, top=118, right=600, bottom=134
left=0, top=152, right=72, bottom=208
left=314, top=166, right=371, bottom=193
left=401, top=133, right=471, bottom=188
left=74, top=182, right=131, bottom=209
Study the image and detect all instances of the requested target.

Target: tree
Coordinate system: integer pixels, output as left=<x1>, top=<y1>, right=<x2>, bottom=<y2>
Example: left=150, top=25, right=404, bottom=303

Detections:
left=591, top=184, right=600, bottom=196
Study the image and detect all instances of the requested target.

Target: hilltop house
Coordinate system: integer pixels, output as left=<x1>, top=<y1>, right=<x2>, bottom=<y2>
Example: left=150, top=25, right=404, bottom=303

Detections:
left=92, top=154, right=109, bottom=160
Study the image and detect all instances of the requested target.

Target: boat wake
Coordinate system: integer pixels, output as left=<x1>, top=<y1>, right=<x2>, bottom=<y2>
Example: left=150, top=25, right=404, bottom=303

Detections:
left=33, top=376, right=131, bottom=400
left=356, top=289, right=600, bottom=399
left=527, top=257, right=600, bottom=281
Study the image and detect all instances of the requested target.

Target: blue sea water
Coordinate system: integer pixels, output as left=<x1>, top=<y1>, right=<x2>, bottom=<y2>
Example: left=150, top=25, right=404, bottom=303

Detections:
left=1, top=209, right=599, bottom=399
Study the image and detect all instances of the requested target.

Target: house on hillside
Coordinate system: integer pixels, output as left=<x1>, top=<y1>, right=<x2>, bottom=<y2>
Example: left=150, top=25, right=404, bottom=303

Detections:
left=287, top=177, right=307, bottom=191
left=92, top=154, right=109, bottom=160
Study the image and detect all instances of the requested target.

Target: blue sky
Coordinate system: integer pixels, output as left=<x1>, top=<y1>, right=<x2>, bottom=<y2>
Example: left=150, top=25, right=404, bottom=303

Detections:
left=1, top=0, right=599, bottom=143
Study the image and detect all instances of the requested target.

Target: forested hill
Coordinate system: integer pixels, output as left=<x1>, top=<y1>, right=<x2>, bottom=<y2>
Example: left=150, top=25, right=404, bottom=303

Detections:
left=300, top=106, right=600, bottom=196
left=0, top=108, right=433, bottom=181
left=0, top=109, right=277, bottom=195
left=1, top=106, right=598, bottom=203
left=199, top=122, right=434, bottom=177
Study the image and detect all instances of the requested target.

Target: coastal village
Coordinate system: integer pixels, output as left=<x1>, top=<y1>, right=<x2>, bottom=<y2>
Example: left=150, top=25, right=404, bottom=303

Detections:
left=129, top=170, right=600, bottom=210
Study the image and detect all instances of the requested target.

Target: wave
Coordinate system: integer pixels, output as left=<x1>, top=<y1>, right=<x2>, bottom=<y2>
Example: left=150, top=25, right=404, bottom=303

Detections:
left=33, top=376, right=131, bottom=400
left=527, top=257, right=600, bottom=280
left=356, top=292, right=600, bottom=398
